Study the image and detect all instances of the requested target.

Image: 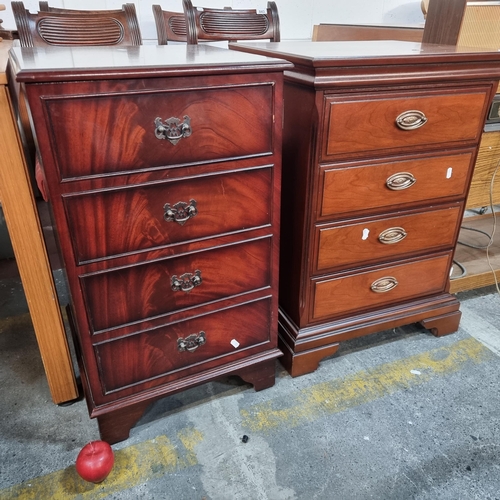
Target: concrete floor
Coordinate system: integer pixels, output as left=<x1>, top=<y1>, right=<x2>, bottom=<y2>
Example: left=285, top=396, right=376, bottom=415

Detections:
left=0, top=258, right=500, bottom=499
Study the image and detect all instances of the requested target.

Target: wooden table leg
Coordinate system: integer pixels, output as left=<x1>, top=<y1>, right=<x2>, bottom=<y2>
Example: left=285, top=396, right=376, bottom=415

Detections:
left=0, top=86, right=79, bottom=404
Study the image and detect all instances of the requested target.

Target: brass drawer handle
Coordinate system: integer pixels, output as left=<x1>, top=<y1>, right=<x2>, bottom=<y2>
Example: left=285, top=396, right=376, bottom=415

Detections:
left=171, top=269, right=202, bottom=293
left=370, top=276, right=398, bottom=293
left=386, top=172, right=416, bottom=191
left=395, top=110, right=427, bottom=131
left=378, top=227, right=407, bottom=245
left=164, top=199, right=197, bottom=226
left=154, top=115, right=192, bottom=145
left=178, top=331, right=206, bottom=352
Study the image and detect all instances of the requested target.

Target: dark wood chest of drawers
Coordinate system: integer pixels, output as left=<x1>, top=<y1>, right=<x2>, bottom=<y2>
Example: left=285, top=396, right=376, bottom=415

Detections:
left=231, top=40, right=500, bottom=377
left=12, top=44, right=290, bottom=443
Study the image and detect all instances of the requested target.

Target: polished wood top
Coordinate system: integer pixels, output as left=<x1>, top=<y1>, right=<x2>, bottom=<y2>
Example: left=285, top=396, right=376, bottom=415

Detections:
left=10, top=43, right=291, bottom=82
left=231, top=40, right=500, bottom=66
left=230, top=40, right=500, bottom=87
left=0, top=40, right=13, bottom=84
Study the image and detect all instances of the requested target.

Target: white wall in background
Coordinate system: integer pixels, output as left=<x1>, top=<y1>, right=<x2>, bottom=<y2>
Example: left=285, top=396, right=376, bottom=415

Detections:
left=1, top=0, right=425, bottom=42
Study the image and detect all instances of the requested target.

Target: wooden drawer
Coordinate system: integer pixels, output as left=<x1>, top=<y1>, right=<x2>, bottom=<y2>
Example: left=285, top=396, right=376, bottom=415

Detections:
left=43, top=83, right=274, bottom=179
left=311, top=253, right=452, bottom=322
left=82, top=237, right=272, bottom=333
left=322, top=88, right=488, bottom=160
left=94, top=298, right=272, bottom=394
left=64, top=167, right=273, bottom=264
left=315, top=205, right=462, bottom=273
left=320, top=152, right=473, bottom=219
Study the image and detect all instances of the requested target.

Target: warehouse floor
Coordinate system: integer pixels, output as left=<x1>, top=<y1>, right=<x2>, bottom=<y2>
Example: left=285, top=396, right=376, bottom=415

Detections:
left=0, top=256, right=500, bottom=500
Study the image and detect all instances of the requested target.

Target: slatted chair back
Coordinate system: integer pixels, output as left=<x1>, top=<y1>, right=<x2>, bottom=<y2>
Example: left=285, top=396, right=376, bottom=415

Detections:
left=12, top=1, right=142, bottom=48
left=182, top=0, right=280, bottom=45
left=152, top=5, right=187, bottom=44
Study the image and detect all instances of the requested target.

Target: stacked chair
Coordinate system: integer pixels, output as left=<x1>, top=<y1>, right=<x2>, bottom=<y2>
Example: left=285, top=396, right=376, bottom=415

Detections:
left=11, top=2, right=142, bottom=47
left=11, top=1, right=280, bottom=46
left=153, top=0, right=280, bottom=44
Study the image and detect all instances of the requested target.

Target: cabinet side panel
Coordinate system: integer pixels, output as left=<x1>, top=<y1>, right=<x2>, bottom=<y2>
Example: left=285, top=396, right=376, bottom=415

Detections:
left=279, top=82, right=318, bottom=326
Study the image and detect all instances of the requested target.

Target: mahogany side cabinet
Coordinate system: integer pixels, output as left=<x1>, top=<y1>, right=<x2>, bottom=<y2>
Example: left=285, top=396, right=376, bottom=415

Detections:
left=231, top=40, right=500, bottom=377
left=11, top=44, right=291, bottom=443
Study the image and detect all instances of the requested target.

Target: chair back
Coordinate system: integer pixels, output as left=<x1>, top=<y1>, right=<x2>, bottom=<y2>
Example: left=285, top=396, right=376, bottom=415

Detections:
left=12, top=1, right=142, bottom=47
left=182, top=0, right=280, bottom=45
left=152, top=5, right=187, bottom=44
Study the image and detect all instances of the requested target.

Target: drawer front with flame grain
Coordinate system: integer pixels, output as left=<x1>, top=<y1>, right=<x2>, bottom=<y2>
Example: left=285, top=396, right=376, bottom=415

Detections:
left=82, top=237, right=272, bottom=333
left=64, top=167, right=273, bottom=263
left=95, top=298, right=272, bottom=394
left=42, top=83, right=274, bottom=179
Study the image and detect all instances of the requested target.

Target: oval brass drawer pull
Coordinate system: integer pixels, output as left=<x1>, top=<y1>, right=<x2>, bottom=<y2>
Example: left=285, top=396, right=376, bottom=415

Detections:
left=395, top=110, right=427, bottom=131
left=386, top=172, right=416, bottom=191
left=370, top=276, right=398, bottom=293
left=154, top=115, right=192, bottom=145
left=164, top=199, right=197, bottom=226
left=378, top=227, right=407, bottom=245
left=177, top=331, right=206, bottom=352
left=171, top=269, right=202, bottom=293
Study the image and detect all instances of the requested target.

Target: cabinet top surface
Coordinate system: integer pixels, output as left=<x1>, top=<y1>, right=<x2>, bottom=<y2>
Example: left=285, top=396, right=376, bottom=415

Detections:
left=10, top=44, right=292, bottom=83
left=230, top=40, right=500, bottom=86
left=231, top=40, right=500, bottom=66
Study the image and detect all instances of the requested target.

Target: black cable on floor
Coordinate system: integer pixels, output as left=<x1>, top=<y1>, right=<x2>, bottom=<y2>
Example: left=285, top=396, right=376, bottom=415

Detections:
left=450, top=259, right=467, bottom=280
left=457, top=225, right=493, bottom=250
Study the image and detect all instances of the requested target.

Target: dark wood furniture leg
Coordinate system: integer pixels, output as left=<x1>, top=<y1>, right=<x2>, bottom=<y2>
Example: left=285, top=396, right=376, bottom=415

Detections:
left=279, top=338, right=340, bottom=378
left=97, top=401, right=152, bottom=445
left=420, top=310, right=462, bottom=337
left=235, top=358, right=277, bottom=391
left=278, top=296, right=463, bottom=377
left=96, top=355, right=280, bottom=443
